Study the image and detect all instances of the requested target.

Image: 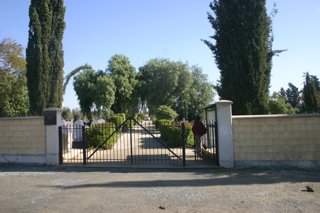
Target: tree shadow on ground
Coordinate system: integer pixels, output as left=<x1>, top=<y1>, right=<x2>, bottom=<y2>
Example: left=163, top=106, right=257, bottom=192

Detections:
left=36, top=170, right=320, bottom=190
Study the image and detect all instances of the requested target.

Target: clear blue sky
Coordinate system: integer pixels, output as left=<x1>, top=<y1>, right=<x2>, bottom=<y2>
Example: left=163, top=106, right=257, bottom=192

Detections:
left=1, top=0, right=319, bottom=109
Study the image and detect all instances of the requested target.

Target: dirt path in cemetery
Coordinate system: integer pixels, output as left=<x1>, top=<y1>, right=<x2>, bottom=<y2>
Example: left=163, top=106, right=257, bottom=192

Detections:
left=0, top=165, right=319, bottom=213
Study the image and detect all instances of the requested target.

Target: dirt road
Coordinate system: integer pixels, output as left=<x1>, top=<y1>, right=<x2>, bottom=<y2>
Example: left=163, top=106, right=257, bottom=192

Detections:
left=0, top=165, right=319, bottom=212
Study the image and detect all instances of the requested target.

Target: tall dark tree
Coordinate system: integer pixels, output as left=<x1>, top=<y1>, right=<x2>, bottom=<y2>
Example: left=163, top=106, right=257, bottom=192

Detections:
left=285, top=83, right=300, bottom=108
left=26, top=0, right=65, bottom=115
left=203, top=0, right=278, bottom=115
left=302, top=73, right=320, bottom=113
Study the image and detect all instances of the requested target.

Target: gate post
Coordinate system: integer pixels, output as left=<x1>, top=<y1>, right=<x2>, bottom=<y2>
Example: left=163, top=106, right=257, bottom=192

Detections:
left=215, top=100, right=234, bottom=168
left=43, top=108, right=63, bottom=165
left=181, top=123, right=186, bottom=166
left=82, top=125, right=87, bottom=165
left=58, top=126, right=63, bottom=165
left=129, top=118, right=133, bottom=165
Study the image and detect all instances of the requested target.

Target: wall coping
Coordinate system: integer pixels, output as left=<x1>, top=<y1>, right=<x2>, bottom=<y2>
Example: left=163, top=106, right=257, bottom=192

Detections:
left=216, top=100, right=233, bottom=105
left=232, top=113, right=320, bottom=119
left=43, top=108, right=62, bottom=112
left=0, top=116, right=43, bottom=121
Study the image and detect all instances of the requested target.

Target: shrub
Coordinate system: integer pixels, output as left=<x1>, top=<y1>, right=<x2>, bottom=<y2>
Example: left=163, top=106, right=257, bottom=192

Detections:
left=86, top=122, right=117, bottom=149
left=136, top=113, right=145, bottom=123
left=159, top=122, right=194, bottom=148
left=108, top=114, right=125, bottom=132
left=117, top=113, right=126, bottom=121
left=155, top=119, right=171, bottom=129
left=155, top=105, right=178, bottom=120
left=183, top=123, right=194, bottom=148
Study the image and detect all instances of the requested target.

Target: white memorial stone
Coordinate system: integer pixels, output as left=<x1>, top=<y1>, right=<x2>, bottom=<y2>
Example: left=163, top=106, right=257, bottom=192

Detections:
left=73, top=119, right=84, bottom=142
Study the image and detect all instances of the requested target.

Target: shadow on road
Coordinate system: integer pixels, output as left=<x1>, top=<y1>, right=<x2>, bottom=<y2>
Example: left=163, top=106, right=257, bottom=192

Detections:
left=37, top=171, right=320, bottom=190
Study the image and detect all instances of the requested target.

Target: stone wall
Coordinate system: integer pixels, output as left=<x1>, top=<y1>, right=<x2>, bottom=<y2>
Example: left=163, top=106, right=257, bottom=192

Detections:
left=233, top=114, right=320, bottom=167
left=0, top=116, right=46, bottom=164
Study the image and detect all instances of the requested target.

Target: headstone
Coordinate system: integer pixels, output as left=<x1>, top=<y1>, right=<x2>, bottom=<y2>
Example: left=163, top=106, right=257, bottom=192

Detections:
left=91, top=118, right=105, bottom=126
left=73, top=119, right=84, bottom=142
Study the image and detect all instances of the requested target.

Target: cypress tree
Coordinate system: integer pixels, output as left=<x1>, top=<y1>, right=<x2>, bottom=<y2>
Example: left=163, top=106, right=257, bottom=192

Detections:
left=26, top=0, right=65, bottom=115
left=203, top=0, right=273, bottom=115
left=303, top=73, right=320, bottom=113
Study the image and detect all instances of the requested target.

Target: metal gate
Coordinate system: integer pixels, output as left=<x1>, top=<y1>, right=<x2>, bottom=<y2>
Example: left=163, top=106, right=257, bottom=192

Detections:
left=59, top=117, right=217, bottom=167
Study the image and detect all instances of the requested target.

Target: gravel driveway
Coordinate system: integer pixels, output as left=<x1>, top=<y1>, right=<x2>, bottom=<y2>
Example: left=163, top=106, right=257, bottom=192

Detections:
left=0, top=165, right=319, bottom=213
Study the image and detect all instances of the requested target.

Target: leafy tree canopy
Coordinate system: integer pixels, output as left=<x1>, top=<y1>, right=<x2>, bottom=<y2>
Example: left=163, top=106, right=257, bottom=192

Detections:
left=0, top=38, right=26, bottom=76
left=0, top=39, right=29, bottom=117
left=106, top=54, right=137, bottom=114
left=138, top=58, right=214, bottom=120
left=268, top=92, right=297, bottom=114
left=155, top=105, right=178, bottom=120
left=73, top=69, right=115, bottom=119
left=61, top=106, right=72, bottom=120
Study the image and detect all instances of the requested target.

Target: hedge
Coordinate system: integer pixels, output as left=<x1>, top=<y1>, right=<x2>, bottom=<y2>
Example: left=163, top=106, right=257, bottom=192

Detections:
left=155, top=119, right=171, bottom=129
left=158, top=120, right=194, bottom=148
left=108, top=114, right=125, bottom=132
left=136, top=113, right=145, bottom=123
left=86, top=122, right=117, bottom=149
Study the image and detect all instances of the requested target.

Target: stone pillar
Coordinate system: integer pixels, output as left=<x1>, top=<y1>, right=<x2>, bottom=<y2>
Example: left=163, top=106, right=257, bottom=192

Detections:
left=43, top=108, right=63, bottom=165
left=216, top=100, right=234, bottom=168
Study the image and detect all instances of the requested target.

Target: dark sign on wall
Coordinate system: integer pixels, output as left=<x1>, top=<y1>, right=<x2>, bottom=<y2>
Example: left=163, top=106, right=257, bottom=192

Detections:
left=44, top=111, right=57, bottom=125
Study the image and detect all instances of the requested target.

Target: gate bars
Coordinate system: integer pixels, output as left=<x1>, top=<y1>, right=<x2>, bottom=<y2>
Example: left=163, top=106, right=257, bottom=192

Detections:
left=59, top=117, right=186, bottom=167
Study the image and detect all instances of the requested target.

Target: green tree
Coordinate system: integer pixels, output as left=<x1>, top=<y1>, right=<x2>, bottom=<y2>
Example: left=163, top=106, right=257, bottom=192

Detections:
left=187, top=66, right=214, bottom=120
left=72, top=108, right=83, bottom=121
left=285, top=83, right=300, bottom=108
left=95, top=75, right=116, bottom=115
left=138, top=59, right=214, bottom=120
left=73, top=70, right=96, bottom=118
left=0, top=39, right=26, bottom=75
left=61, top=106, right=72, bottom=120
left=0, top=39, right=29, bottom=117
left=155, top=105, right=178, bottom=120
left=106, top=54, right=137, bottom=114
left=203, top=0, right=278, bottom=115
left=73, top=70, right=115, bottom=119
left=26, top=0, right=65, bottom=115
left=302, top=73, right=320, bottom=113
left=138, top=58, right=190, bottom=115
left=269, top=92, right=297, bottom=114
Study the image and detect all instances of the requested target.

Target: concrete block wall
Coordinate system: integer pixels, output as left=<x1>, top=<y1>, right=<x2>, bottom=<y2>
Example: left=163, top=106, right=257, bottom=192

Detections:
left=0, top=116, right=46, bottom=164
left=233, top=114, right=320, bottom=167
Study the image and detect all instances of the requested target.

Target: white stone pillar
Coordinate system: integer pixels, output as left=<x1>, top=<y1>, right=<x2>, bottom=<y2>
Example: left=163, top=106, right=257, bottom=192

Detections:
left=43, top=108, right=63, bottom=165
left=216, top=100, right=234, bottom=168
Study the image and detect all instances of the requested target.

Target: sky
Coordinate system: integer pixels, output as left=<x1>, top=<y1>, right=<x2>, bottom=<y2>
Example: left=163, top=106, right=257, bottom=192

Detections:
left=1, top=0, right=319, bottom=109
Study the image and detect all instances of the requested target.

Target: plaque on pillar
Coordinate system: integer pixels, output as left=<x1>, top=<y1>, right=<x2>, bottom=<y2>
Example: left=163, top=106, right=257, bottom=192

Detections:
left=44, top=110, right=57, bottom=125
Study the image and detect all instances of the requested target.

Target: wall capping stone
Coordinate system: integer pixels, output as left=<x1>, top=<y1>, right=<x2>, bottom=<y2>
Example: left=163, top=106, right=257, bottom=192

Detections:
left=0, top=116, right=43, bottom=121
left=233, top=113, right=320, bottom=119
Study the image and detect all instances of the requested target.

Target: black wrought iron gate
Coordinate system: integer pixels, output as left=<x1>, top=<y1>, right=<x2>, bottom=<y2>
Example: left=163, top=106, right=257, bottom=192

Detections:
left=59, top=117, right=185, bottom=167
